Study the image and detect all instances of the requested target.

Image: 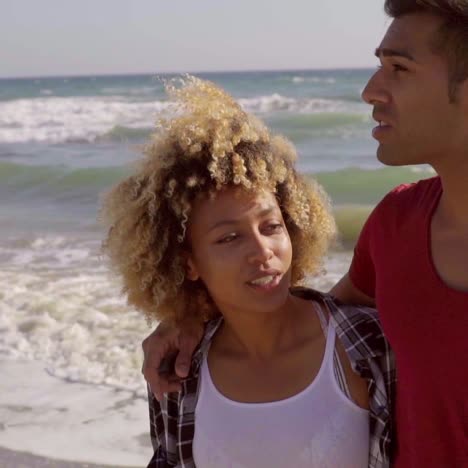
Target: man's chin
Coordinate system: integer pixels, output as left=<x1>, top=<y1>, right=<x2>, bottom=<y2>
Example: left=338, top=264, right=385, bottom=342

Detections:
left=376, top=146, right=409, bottom=167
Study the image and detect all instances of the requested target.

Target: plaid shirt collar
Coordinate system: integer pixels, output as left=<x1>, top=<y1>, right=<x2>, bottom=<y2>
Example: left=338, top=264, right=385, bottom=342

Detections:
left=189, top=316, right=223, bottom=379
left=148, top=288, right=396, bottom=468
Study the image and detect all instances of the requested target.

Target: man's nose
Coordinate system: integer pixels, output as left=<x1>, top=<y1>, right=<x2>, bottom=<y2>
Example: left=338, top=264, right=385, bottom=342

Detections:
left=361, top=69, right=390, bottom=105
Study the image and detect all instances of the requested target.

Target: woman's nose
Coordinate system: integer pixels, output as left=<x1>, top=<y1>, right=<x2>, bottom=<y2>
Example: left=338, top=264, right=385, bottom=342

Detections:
left=247, top=235, right=274, bottom=265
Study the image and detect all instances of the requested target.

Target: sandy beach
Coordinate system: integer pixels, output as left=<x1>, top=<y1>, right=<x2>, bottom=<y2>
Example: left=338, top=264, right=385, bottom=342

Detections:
left=0, top=360, right=152, bottom=467
left=0, top=446, right=139, bottom=468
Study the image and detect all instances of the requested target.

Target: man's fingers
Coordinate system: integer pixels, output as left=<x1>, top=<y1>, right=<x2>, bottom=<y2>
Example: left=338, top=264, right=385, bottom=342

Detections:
left=147, top=369, right=182, bottom=401
left=141, top=325, right=176, bottom=371
left=144, top=366, right=165, bottom=401
left=141, top=319, right=202, bottom=395
left=141, top=321, right=182, bottom=377
left=141, top=325, right=179, bottom=400
left=175, top=334, right=199, bottom=378
left=165, top=381, right=182, bottom=393
left=146, top=369, right=181, bottom=400
left=152, top=382, right=182, bottom=399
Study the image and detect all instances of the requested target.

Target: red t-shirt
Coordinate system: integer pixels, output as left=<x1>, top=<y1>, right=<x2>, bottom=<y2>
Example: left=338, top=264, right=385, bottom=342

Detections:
left=349, top=176, right=468, bottom=468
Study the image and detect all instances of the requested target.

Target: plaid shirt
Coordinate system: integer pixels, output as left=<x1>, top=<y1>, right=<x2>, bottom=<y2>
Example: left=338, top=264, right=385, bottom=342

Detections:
left=147, top=288, right=396, bottom=468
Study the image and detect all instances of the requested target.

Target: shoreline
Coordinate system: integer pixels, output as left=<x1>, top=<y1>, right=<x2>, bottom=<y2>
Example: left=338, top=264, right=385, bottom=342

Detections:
left=0, top=359, right=151, bottom=467
left=0, top=446, right=139, bottom=468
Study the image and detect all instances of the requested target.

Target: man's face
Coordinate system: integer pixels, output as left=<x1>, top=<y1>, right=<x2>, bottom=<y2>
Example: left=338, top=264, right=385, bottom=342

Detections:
left=362, top=12, right=468, bottom=168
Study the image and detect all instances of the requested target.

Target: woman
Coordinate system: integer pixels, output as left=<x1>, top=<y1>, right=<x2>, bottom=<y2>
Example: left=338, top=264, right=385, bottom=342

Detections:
left=101, top=78, right=394, bottom=467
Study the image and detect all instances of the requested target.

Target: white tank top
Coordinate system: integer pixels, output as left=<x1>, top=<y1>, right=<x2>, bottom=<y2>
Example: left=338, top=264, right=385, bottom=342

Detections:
left=193, top=317, right=369, bottom=468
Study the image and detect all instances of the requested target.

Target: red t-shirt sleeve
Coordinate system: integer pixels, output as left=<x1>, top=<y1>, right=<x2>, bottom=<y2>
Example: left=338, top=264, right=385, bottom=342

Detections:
left=349, top=183, right=411, bottom=299
left=349, top=206, right=377, bottom=299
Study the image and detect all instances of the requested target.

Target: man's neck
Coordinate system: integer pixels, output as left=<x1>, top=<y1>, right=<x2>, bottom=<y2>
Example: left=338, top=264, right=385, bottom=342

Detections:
left=433, top=161, right=468, bottom=229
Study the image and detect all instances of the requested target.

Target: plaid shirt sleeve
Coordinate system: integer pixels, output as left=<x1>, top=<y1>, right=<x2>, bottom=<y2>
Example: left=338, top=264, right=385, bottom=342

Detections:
left=324, top=296, right=397, bottom=468
left=146, top=318, right=223, bottom=468
left=147, top=385, right=180, bottom=467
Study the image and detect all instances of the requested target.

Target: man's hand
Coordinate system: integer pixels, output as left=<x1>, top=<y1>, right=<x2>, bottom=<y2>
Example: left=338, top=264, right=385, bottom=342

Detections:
left=330, top=273, right=375, bottom=307
left=141, top=319, right=204, bottom=401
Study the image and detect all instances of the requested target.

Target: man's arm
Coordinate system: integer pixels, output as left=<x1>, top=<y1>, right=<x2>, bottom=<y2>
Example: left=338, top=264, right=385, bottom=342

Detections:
left=330, top=272, right=375, bottom=307
left=143, top=273, right=374, bottom=401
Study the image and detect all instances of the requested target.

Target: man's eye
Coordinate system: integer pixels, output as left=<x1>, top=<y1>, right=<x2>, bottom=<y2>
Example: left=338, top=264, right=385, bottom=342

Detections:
left=377, top=63, right=407, bottom=73
left=392, top=63, right=407, bottom=72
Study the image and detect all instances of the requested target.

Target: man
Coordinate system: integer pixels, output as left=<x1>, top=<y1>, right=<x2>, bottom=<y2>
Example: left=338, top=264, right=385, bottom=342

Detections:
left=142, top=1, right=468, bottom=466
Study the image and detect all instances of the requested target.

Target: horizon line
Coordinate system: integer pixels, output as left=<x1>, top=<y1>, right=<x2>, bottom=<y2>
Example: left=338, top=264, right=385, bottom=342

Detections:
left=0, top=65, right=376, bottom=81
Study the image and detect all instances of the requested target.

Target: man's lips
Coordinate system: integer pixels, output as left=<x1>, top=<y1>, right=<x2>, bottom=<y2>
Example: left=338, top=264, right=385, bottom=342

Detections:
left=372, top=112, right=393, bottom=127
left=372, top=113, right=393, bottom=140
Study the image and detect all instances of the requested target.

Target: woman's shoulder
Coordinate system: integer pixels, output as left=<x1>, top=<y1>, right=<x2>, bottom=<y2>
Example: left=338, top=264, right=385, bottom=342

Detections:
left=291, top=286, right=379, bottom=322
left=291, top=287, right=386, bottom=357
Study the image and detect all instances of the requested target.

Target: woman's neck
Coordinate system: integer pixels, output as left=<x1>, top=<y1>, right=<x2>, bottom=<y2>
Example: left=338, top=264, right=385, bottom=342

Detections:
left=213, top=294, right=308, bottom=361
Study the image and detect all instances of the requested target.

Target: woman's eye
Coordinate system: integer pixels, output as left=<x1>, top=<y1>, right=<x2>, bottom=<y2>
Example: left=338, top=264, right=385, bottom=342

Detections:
left=265, top=223, right=283, bottom=233
left=217, top=233, right=238, bottom=244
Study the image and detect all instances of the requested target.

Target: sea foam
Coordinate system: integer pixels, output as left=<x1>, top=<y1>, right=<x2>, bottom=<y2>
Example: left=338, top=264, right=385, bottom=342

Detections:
left=0, top=97, right=173, bottom=144
left=0, top=94, right=366, bottom=144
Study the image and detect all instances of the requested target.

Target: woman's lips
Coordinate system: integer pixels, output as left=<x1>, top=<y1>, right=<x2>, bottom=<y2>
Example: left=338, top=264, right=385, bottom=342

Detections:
left=246, top=273, right=281, bottom=291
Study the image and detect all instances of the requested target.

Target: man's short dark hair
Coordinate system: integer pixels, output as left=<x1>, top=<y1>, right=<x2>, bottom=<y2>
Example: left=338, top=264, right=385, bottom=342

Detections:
left=384, top=0, right=468, bottom=99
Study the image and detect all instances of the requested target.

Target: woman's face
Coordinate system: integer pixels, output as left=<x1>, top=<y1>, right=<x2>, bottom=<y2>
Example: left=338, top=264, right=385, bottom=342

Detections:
left=186, top=187, right=293, bottom=318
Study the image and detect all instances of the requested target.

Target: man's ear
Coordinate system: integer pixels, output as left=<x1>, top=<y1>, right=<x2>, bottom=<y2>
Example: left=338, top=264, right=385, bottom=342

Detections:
left=186, top=255, right=200, bottom=281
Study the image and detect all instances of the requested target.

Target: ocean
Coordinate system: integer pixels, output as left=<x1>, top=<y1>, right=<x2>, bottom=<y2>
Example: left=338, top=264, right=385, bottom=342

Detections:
left=0, top=69, right=433, bottom=466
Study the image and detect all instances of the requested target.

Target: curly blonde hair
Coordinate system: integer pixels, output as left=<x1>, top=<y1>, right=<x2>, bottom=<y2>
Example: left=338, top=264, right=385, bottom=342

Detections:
left=101, top=77, right=335, bottom=324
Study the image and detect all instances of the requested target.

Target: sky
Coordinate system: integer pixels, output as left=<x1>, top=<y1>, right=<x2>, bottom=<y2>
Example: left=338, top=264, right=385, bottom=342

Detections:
left=1, top=0, right=389, bottom=78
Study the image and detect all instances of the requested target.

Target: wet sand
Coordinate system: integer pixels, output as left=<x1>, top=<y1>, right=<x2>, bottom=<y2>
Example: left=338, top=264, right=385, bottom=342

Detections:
left=0, top=446, right=140, bottom=468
